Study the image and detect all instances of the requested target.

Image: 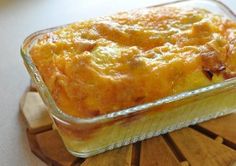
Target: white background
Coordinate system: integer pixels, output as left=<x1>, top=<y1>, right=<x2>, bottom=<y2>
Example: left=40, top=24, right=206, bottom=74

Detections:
left=0, top=0, right=235, bottom=165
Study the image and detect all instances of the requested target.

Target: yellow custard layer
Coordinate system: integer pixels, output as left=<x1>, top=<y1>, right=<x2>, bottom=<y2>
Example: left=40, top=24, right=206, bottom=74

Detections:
left=30, top=7, right=236, bottom=118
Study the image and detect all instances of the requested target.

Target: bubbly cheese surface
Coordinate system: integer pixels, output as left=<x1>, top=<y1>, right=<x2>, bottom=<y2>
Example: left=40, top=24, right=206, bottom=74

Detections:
left=30, top=7, right=236, bottom=118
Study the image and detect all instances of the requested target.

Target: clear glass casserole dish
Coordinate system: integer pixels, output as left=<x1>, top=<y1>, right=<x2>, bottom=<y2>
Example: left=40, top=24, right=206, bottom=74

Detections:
left=21, top=0, right=236, bottom=157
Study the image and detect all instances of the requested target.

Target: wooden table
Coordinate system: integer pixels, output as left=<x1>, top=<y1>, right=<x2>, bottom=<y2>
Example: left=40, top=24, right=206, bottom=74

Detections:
left=0, top=0, right=235, bottom=165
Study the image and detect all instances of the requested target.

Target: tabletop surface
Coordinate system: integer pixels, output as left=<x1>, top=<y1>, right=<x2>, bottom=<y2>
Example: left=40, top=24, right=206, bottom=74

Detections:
left=0, top=0, right=235, bottom=165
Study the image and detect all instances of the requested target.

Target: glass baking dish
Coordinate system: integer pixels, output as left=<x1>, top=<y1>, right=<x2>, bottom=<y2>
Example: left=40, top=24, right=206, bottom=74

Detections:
left=21, top=0, right=236, bottom=158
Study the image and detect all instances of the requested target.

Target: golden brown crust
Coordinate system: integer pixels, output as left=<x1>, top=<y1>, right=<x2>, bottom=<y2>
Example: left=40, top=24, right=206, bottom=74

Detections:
left=30, top=7, right=236, bottom=118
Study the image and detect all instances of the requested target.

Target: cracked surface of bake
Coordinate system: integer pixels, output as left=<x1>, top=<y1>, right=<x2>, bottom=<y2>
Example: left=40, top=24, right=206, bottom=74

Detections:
left=30, top=7, right=236, bottom=118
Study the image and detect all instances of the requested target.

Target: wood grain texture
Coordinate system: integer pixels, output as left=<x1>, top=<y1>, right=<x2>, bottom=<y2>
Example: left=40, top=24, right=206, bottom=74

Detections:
left=36, top=130, right=78, bottom=166
left=131, top=142, right=141, bottom=166
left=27, top=129, right=50, bottom=164
left=82, top=145, right=133, bottom=166
left=140, top=136, right=181, bottom=166
left=200, top=113, right=236, bottom=144
left=169, top=127, right=236, bottom=166
left=21, top=92, right=52, bottom=133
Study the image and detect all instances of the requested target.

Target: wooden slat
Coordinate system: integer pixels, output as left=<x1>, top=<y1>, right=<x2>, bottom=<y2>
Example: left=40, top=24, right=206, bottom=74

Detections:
left=21, top=92, right=52, bottom=133
left=27, top=129, right=51, bottom=164
left=200, top=113, right=236, bottom=144
left=131, top=142, right=141, bottom=166
left=140, top=136, right=181, bottom=166
left=36, top=130, right=78, bottom=166
left=169, top=127, right=236, bottom=166
left=82, top=145, right=133, bottom=166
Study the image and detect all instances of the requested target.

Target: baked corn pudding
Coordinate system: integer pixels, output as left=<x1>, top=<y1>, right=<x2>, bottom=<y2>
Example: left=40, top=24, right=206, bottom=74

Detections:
left=30, top=6, right=236, bottom=118
left=23, top=3, right=236, bottom=157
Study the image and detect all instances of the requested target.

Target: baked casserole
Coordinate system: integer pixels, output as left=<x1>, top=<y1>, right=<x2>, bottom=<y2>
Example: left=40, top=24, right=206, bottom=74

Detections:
left=22, top=0, right=236, bottom=157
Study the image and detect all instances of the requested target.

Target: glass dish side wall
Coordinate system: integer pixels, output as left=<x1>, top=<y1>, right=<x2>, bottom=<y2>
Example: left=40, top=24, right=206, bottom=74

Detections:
left=21, top=0, right=236, bottom=158
left=53, top=83, right=236, bottom=157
